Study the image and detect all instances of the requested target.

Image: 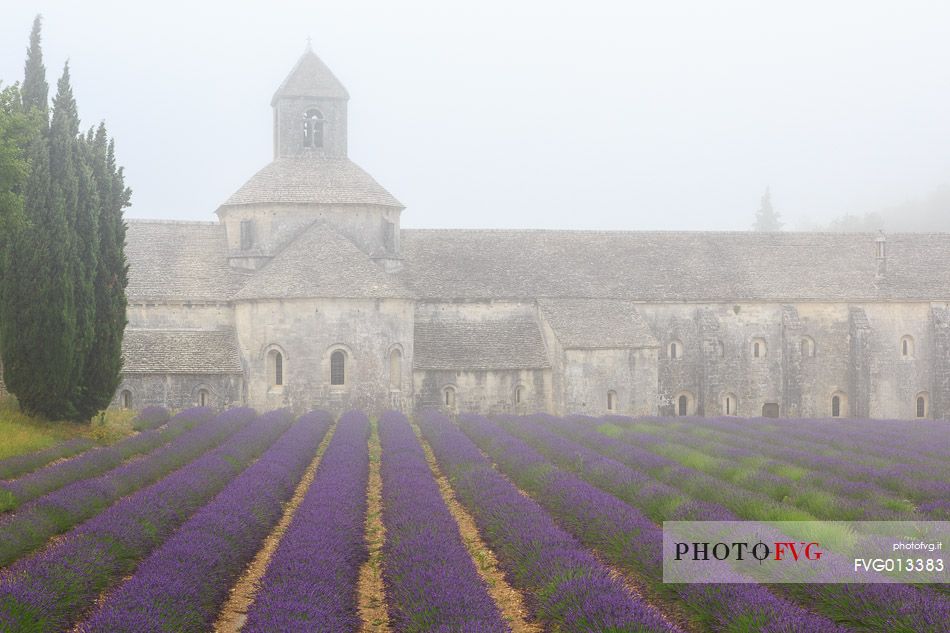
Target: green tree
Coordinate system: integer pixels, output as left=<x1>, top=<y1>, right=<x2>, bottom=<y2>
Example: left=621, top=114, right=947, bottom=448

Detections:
left=753, top=186, right=783, bottom=231
left=21, top=15, right=48, bottom=116
left=2, top=19, right=131, bottom=421
left=74, top=125, right=130, bottom=419
left=4, top=64, right=83, bottom=419
left=0, top=83, right=35, bottom=242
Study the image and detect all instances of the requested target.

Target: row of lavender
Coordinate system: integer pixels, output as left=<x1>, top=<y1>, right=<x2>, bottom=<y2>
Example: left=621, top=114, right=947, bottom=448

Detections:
left=78, top=410, right=332, bottom=631
left=247, top=410, right=684, bottom=632
left=0, top=406, right=183, bottom=512
left=0, top=408, right=286, bottom=632
left=0, top=407, right=230, bottom=566
left=599, top=414, right=949, bottom=516
left=377, top=411, right=508, bottom=632
left=595, top=417, right=921, bottom=519
left=497, top=414, right=949, bottom=632
left=462, top=413, right=847, bottom=633
left=418, top=411, right=680, bottom=632
left=242, top=411, right=370, bottom=632
left=0, top=407, right=169, bottom=482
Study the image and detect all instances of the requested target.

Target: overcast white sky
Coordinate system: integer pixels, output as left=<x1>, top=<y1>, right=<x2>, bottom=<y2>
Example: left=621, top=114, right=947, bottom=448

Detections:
left=2, top=1, right=949, bottom=230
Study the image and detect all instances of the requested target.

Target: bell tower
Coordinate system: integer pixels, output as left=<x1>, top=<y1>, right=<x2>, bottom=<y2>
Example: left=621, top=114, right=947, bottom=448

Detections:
left=272, top=43, right=349, bottom=159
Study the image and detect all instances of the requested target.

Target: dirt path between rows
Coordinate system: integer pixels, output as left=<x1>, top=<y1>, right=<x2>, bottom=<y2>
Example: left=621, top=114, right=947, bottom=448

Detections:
left=358, top=421, right=391, bottom=633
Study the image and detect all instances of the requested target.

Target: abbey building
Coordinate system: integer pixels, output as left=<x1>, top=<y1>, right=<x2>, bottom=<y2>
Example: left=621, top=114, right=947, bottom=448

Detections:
left=115, top=47, right=950, bottom=419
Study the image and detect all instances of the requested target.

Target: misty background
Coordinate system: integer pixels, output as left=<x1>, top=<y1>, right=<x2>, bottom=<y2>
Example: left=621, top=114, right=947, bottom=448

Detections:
left=1, top=0, right=949, bottom=231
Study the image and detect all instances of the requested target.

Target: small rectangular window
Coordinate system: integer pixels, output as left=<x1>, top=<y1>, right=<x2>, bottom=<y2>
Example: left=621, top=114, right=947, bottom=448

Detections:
left=383, top=221, right=395, bottom=254
left=240, top=220, right=254, bottom=250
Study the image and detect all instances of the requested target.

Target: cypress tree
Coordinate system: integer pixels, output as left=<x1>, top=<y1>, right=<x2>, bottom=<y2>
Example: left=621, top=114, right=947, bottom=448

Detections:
left=0, top=84, right=35, bottom=250
left=69, top=126, right=100, bottom=417
left=0, top=124, right=53, bottom=416
left=21, top=15, right=48, bottom=116
left=2, top=19, right=130, bottom=421
left=3, top=64, right=82, bottom=420
left=752, top=186, right=783, bottom=232
left=74, top=125, right=129, bottom=418
left=0, top=84, right=37, bottom=395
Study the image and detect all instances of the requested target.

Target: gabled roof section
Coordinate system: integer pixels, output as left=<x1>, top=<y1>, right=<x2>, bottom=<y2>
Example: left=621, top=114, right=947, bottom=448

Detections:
left=122, top=329, right=242, bottom=374
left=220, top=157, right=403, bottom=208
left=400, top=230, right=950, bottom=302
left=272, top=47, right=348, bottom=105
left=125, top=221, right=251, bottom=303
left=233, top=222, right=409, bottom=300
left=539, top=299, right=657, bottom=349
left=414, top=318, right=550, bottom=370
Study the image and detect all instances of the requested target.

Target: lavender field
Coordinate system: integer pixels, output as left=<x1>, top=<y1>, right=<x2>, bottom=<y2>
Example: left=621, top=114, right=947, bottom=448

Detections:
left=0, top=408, right=946, bottom=632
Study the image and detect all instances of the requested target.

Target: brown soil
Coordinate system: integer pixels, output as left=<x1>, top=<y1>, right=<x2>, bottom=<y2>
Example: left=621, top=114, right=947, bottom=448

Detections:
left=357, top=421, right=391, bottom=633
left=213, top=424, right=337, bottom=633
left=412, top=423, right=543, bottom=633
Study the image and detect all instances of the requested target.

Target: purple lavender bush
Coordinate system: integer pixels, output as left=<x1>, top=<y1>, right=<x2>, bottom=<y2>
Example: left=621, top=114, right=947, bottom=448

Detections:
left=0, top=406, right=235, bottom=566
left=0, top=437, right=94, bottom=480
left=0, top=406, right=213, bottom=512
left=79, top=410, right=329, bottom=633
left=243, top=410, right=371, bottom=633
left=0, top=408, right=302, bottom=633
left=418, top=411, right=680, bottom=633
left=378, top=410, right=509, bottom=632
left=539, top=415, right=950, bottom=632
left=130, top=405, right=171, bottom=431
left=490, top=415, right=850, bottom=632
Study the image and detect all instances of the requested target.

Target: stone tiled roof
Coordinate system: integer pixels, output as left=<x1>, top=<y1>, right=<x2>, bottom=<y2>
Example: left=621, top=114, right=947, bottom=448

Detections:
left=122, top=329, right=243, bottom=374
left=220, top=158, right=403, bottom=208
left=272, top=48, right=349, bottom=104
left=539, top=299, right=657, bottom=349
left=414, top=318, right=550, bottom=370
left=401, top=230, right=950, bottom=301
left=233, top=222, right=409, bottom=300
left=125, top=221, right=250, bottom=302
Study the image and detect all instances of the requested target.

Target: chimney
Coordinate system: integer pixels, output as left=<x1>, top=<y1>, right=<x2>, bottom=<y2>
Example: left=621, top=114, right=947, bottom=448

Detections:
left=874, top=231, right=886, bottom=279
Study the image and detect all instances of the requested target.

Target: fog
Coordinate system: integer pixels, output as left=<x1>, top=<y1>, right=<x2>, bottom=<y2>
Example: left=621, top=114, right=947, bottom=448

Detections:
left=2, top=0, right=949, bottom=231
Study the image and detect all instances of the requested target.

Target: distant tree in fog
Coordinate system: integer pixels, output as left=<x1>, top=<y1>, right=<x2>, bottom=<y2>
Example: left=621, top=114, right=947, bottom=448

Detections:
left=752, top=187, right=783, bottom=231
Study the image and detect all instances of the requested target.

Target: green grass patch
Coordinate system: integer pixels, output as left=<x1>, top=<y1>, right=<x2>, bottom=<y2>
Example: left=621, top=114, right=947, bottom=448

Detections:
left=770, top=463, right=809, bottom=481
left=654, top=444, right=720, bottom=472
left=0, top=396, right=135, bottom=461
left=595, top=422, right=624, bottom=438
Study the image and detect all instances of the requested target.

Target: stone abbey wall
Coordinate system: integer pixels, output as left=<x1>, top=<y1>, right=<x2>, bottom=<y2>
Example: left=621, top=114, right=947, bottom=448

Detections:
left=114, top=298, right=948, bottom=419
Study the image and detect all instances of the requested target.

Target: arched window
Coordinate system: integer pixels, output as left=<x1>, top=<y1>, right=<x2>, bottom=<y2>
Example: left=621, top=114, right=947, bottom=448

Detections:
left=389, top=348, right=402, bottom=390
left=330, top=350, right=346, bottom=386
left=303, top=108, right=324, bottom=149
left=801, top=336, right=815, bottom=358
left=198, top=389, right=209, bottom=407
left=270, top=351, right=283, bottom=387
left=120, top=390, right=132, bottom=410
left=668, top=340, right=683, bottom=360
left=916, top=392, right=929, bottom=418
left=678, top=395, right=688, bottom=416
left=751, top=338, right=767, bottom=359
left=900, top=335, right=914, bottom=359
left=266, top=347, right=286, bottom=389
left=443, top=385, right=456, bottom=409
left=722, top=393, right=738, bottom=416
left=607, top=390, right=617, bottom=412
left=831, top=395, right=841, bottom=418
left=515, top=385, right=525, bottom=405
